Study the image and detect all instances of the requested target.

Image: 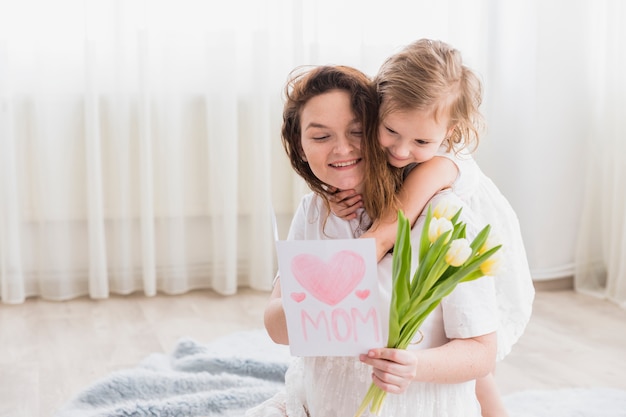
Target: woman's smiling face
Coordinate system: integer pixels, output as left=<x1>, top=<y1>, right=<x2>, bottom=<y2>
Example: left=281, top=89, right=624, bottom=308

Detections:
left=299, top=89, right=365, bottom=193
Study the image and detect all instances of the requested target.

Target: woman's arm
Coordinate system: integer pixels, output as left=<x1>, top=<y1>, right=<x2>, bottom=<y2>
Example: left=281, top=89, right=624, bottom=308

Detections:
left=264, top=277, right=290, bottom=345
left=359, top=331, right=497, bottom=394
left=362, top=156, right=458, bottom=261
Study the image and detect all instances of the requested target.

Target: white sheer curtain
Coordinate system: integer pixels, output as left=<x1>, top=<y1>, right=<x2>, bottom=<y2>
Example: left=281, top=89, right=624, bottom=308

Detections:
left=0, top=0, right=624, bottom=305
left=574, top=1, right=626, bottom=308
left=0, top=0, right=292, bottom=301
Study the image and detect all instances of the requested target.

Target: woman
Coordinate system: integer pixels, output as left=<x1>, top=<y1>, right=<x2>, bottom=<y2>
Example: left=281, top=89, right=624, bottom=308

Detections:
left=248, top=65, right=498, bottom=417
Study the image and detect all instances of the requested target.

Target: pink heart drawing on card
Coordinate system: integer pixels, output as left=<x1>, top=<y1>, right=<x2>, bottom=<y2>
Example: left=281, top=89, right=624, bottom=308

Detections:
left=355, top=289, right=370, bottom=300
left=291, top=250, right=366, bottom=306
left=290, top=292, right=306, bottom=303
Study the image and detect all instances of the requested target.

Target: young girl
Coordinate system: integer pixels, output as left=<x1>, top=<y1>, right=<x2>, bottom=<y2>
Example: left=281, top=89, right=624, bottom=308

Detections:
left=331, top=39, right=535, bottom=417
left=248, top=64, right=499, bottom=417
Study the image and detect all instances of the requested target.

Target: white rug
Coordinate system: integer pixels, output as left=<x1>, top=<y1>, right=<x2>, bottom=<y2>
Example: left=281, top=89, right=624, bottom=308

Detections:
left=504, top=387, right=626, bottom=417
left=56, top=329, right=626, bottom=417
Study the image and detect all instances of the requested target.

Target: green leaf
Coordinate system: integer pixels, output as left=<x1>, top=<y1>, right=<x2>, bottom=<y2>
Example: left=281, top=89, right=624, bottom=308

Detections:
left=459, top=270, right=484, bottom=283
left=388, top=211, right=412, bottom=347
left=411, top=229, right=451, bottom=294
left=450, top=223, right=466, bottom=241
left=396, top=299, right=442, bottom=348
left=469, top=224, right=492, bottom=253
left=418, top=205, right=433, bottom=263
left=450, top=207, right=463, bottom=224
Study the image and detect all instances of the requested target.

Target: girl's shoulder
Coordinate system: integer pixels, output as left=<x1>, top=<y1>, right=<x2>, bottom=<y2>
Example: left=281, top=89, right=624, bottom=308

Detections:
left=435, top=146, right=479, bottom=173
left=436, top=145, right=474, bottom=161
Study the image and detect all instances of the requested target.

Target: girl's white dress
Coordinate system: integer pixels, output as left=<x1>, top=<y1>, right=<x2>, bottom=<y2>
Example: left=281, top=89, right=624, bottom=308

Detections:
left=247, top=191, right=498, bottom=417
left=435, top=148, right=535, bottom=361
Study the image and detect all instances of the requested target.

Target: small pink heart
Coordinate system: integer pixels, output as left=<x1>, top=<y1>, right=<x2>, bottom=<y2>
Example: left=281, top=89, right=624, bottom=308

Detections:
left=290, top=292, right=306, bottom=303
left=355, top=289, right=370, bottom=300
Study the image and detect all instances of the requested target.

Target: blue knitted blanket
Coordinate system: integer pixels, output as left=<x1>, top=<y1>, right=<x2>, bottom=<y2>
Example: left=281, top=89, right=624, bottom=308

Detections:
left=55, top=330, right=291, bottom=417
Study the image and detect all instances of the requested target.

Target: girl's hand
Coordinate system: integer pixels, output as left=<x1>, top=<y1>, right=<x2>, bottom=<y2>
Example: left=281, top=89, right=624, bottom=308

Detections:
left=359, top=348, right=418, bottom=394
left=327, top=187, right=363, bottom=220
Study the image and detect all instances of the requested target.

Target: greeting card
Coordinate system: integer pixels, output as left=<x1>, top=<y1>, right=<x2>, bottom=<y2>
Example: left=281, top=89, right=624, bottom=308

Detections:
left=276, top=238, right=383, bottom=356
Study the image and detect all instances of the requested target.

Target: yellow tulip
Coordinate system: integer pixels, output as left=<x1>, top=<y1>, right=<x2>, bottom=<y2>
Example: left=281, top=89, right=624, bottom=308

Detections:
left=433, top=199, right=460, bottom=220
left=480, top=251, right=502, bottom=275
left=445, top=238, right=472, bottom=267
left=428, top=217, right=453, bottom=243
left=479, top=233, right=500, bottom=255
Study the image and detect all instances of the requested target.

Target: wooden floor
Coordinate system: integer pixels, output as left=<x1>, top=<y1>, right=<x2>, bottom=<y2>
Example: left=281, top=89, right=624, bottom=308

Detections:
left=1, top=287, right=625, bottom=417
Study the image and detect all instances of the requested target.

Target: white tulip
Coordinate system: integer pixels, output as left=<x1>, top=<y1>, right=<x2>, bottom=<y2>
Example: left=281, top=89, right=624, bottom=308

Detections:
left=445, top=238, right=472, bottom=266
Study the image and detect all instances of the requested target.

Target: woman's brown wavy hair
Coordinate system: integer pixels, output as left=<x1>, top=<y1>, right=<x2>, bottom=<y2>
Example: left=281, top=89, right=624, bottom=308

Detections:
left=281, top=65, right=400, bottom=224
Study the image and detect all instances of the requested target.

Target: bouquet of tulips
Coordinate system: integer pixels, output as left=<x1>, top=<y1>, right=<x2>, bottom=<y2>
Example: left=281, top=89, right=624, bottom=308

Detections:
left=354, top=200, right=502, bottom=417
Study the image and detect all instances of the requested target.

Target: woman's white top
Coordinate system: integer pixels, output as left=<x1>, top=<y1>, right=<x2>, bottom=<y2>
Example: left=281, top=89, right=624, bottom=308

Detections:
left=247, top=190, right=498, bottom=417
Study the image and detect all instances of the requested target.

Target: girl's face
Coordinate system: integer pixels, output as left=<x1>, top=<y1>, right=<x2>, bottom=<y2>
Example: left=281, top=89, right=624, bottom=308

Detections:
left=300, top=90, right=365, bottom=192
left=378, top=108, right=452, bottom=168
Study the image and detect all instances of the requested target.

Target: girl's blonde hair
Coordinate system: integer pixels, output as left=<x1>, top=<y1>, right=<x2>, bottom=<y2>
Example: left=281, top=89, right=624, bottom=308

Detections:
left=375, top=38, right=484, bottom=152
left=282, top=65, right=400, bottom=224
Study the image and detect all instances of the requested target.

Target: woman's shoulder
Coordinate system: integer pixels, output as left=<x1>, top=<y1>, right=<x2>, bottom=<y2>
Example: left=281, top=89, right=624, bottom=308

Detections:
left=287, top=192, right=318, bottom=241
left=296, top=192, right=326, bottom=213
